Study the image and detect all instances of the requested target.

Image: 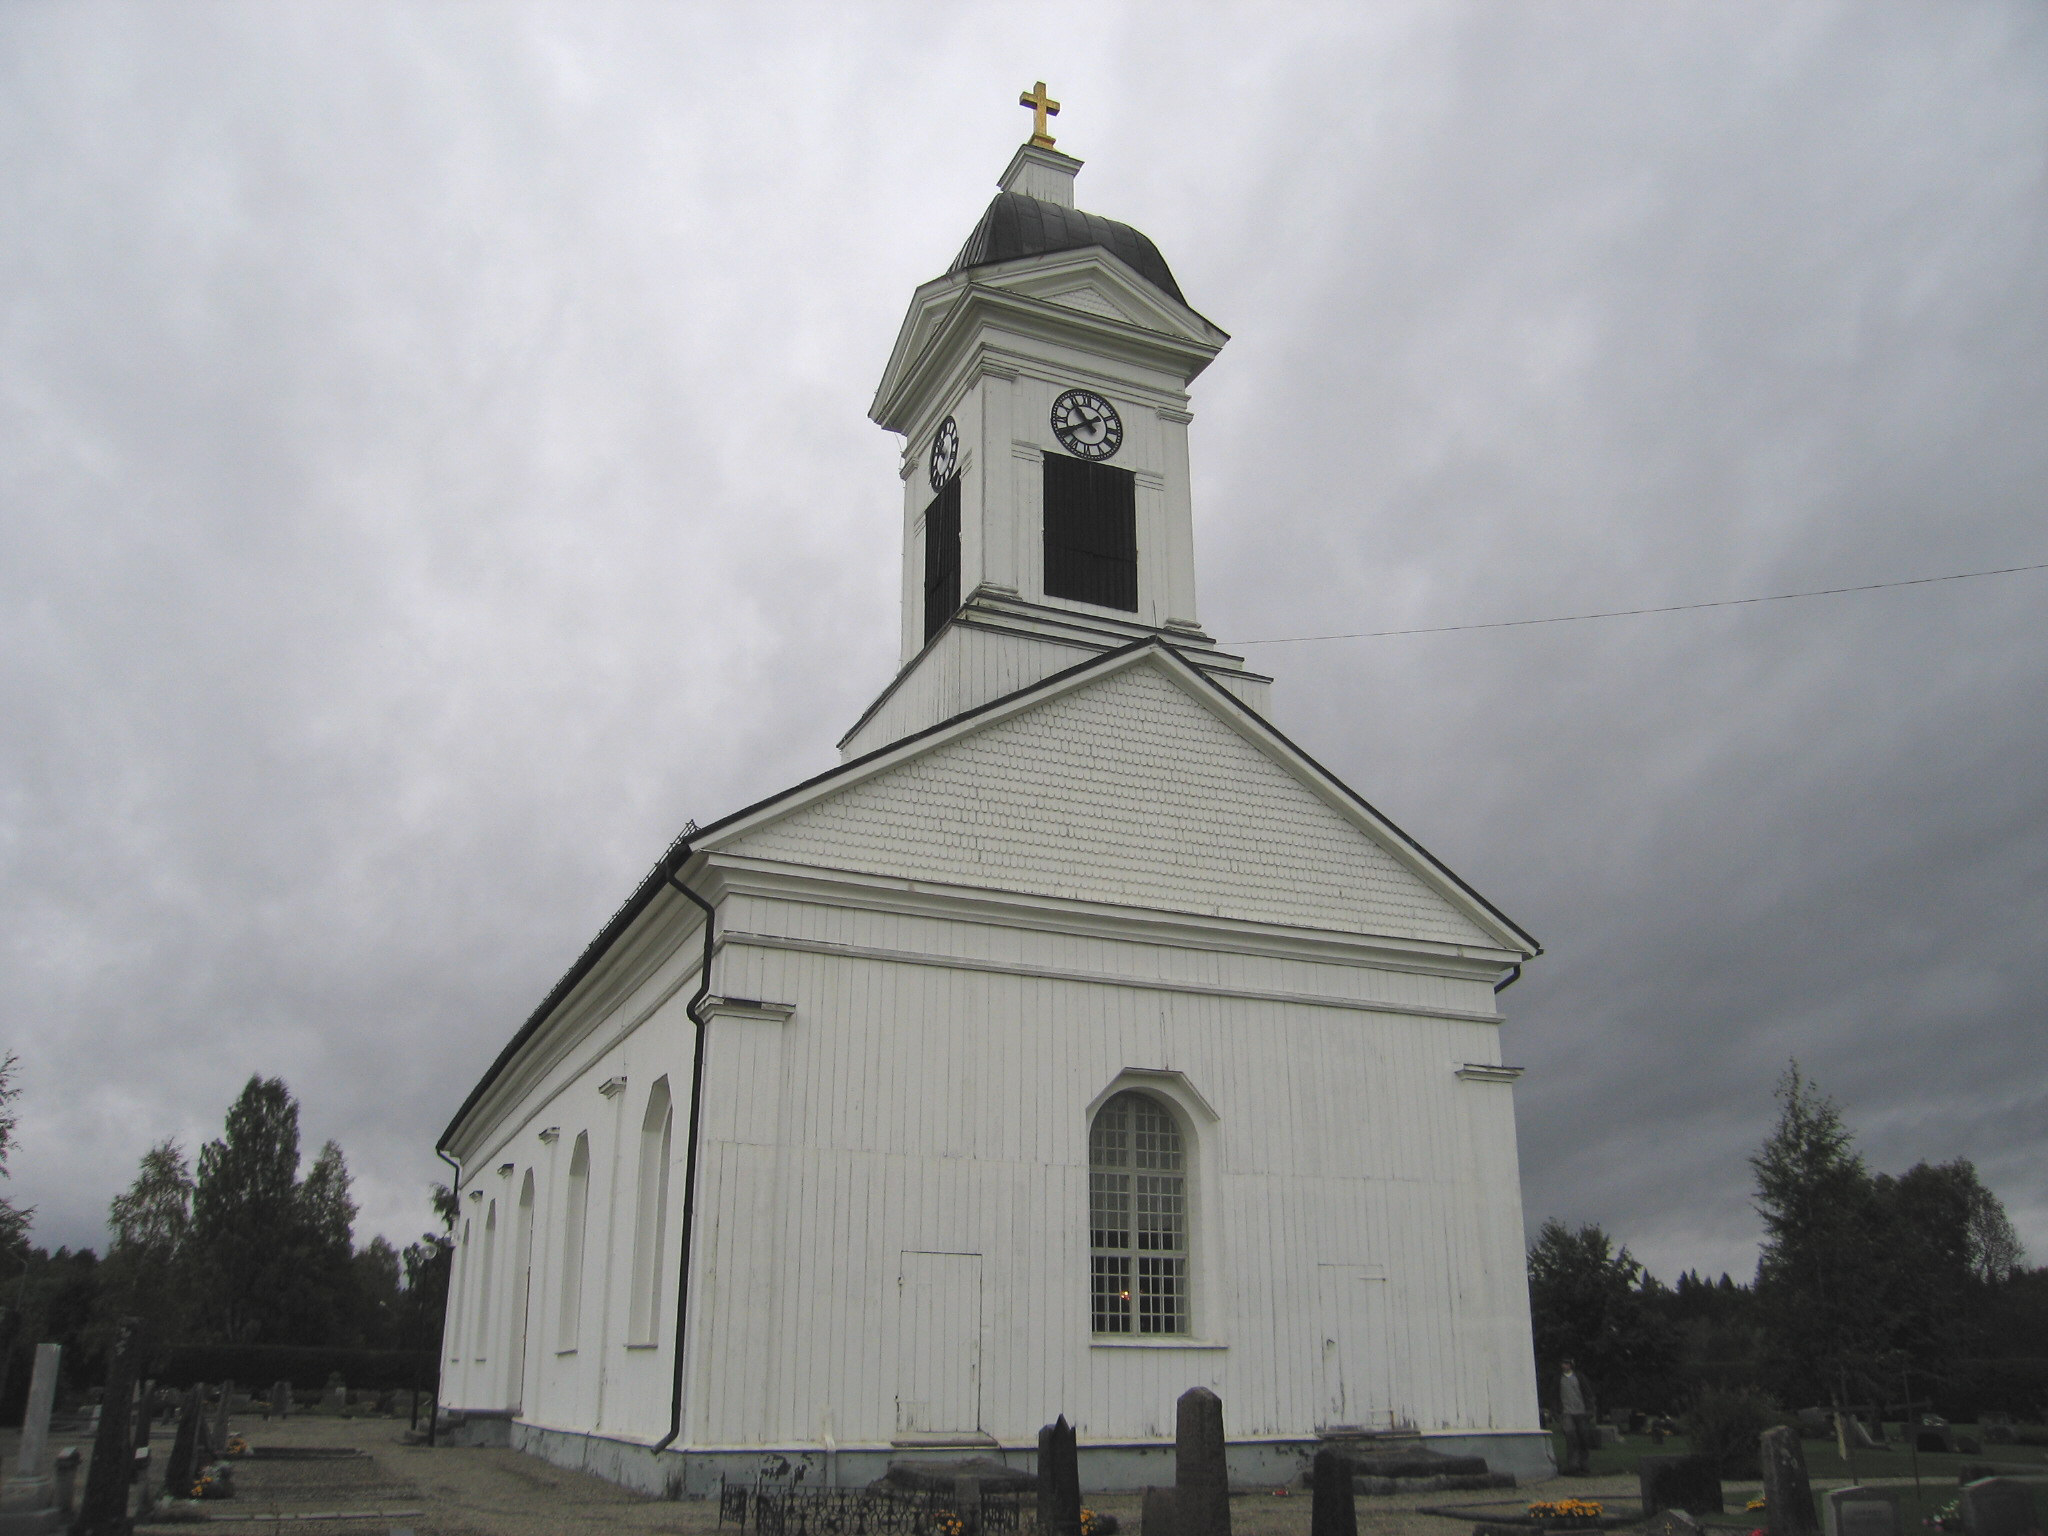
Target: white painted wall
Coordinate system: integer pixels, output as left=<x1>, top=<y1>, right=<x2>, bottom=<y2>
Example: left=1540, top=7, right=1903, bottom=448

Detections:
left=442, top=867, right=1538, bottom=1456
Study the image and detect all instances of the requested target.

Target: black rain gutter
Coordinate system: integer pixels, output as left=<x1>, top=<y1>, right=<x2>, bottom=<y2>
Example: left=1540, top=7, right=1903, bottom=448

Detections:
left=653, top=846, right=715, bottom=1455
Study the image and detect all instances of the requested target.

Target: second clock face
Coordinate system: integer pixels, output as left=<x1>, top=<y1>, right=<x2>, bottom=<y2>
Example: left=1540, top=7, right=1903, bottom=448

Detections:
left=1050, top=390, right=1123, bottom=460
left=929, top=416, right=959, bottom=490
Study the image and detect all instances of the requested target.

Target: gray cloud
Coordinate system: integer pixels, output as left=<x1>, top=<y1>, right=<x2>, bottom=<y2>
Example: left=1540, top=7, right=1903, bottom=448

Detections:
left=2, top=2, right=2043, bottom=1283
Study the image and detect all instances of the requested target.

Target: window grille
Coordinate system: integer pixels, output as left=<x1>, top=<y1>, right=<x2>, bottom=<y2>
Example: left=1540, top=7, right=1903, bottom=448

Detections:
left=1089, top=1091, right=1187, bottom=1334
left=1043, top=457, right=1137, bottom=612
left=923, top=477, right=961, bottom=642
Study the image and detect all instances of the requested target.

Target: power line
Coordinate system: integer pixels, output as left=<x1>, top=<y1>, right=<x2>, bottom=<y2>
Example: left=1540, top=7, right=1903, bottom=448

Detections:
left=1227, top=561, right=2048, bottom=646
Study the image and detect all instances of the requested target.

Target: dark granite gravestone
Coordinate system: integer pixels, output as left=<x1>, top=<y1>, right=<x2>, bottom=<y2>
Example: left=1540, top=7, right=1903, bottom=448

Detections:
left=1639, top=1454, right=1723, bottom=1517
left=1641, top=1510, right=1704, bottom=1536
left=1143, top=1389, right=1230, bottom=1536
left=1176, top=1388, right=1229, bottom=1536
left=953, top=1475, right=982, bottom=1536
left=1959, top=1479, right=2039, bottom=1536
left=1917, top=1428, right=1955, bottom=1455
left=1038, top=1417, right=1082, bottom=1536
left=163, top=1386, right=203, bottom=1497
left=1761, top=1425, right=1818, bottom=1536
left=74, top=1318, right=139, bottom=1536
left=212, top=1380, right=234, bottom=1450
left=1824, top=1486, right=1903, bottom=1536
left=1143, top=1485, right=1184, bottom=1536
left=1311, top=1450, right=1357, bottom=1536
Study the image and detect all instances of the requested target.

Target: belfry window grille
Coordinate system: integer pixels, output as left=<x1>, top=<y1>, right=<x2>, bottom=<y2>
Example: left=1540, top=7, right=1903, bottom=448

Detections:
left=923, top=476, right=962, bottom=643
left=1089, top=1090, right=1187, bottom=1334
left=1044, top=456, right=1137, bottom=612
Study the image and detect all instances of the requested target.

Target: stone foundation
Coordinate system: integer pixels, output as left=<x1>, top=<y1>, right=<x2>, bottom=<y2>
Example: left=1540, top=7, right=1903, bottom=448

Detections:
left=491, top=1423, right=1555, bottom=1502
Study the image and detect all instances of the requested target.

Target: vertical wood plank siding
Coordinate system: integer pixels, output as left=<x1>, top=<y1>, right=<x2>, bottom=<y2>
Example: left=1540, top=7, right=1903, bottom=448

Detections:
left=440, top=660, right=1534, bottom=1453
left=674, top=922, right=1535, bottom=1446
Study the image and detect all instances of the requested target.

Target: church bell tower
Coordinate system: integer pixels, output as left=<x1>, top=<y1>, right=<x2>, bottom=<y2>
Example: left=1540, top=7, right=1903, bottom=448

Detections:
left=842, top=97, right=1271, bottom=760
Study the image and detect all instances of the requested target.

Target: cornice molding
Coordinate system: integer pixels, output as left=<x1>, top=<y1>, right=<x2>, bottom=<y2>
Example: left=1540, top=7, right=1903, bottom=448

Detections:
left=699, top=995, right=797, bottom=1025
left=702, top=855, right=1517, bottom=982
left=723, top=928, right=1504, bottom=1025
left=1455, top=1063, right=1526, bottom=1084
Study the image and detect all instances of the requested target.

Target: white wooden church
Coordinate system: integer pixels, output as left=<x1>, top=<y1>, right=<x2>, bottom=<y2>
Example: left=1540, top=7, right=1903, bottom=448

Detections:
left=436, top=110, right=1549, bottom=1497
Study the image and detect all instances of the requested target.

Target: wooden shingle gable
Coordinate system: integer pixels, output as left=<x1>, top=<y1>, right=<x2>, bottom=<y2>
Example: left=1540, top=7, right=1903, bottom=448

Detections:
left=701, top=644, right=1537, bottom=957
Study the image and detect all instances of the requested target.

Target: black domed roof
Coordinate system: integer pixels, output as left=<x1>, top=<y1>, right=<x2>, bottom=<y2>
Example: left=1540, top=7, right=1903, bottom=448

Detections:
left=950, top=191, right=1186, bottom=306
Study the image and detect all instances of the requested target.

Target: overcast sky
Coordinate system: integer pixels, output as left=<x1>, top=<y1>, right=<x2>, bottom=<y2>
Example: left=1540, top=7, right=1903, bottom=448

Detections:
left=3, top=3, right=2043, bottom=1286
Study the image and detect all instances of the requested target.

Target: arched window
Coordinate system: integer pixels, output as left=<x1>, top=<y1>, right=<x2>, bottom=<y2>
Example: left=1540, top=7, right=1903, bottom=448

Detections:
left=557, top=1133, right=590, bottom=1349
left=1089, top=1091, right=1188, bottom=1335
left=627, top=1077, right=674, bottom=1345
left=473, top=1199, right=497, bottom=1362
left=509, top=1170, right=535, bottom=1407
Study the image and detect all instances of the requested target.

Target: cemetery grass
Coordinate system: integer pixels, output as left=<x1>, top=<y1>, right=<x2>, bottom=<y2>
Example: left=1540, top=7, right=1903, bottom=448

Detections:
left=1571, top=1427, right=2048, bottom=1533
left=20, top=1413, right=2026, bottom=1536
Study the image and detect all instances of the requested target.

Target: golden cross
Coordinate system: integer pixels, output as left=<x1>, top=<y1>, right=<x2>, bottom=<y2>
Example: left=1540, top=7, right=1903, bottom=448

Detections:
left=1019, top=81, right=1060, bottom=148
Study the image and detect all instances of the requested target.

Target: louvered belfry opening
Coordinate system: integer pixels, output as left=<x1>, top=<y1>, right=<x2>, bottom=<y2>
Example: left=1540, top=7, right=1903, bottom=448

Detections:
left=1043, top=455, right=1137, bottom=612
left=922, top=475, right=961, bottom=643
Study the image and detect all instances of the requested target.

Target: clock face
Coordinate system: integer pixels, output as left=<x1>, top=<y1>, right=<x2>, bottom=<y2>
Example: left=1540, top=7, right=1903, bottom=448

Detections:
left=928, top=416, right=959, bottom=490
left=1050, top=390, right=1123, bottom=461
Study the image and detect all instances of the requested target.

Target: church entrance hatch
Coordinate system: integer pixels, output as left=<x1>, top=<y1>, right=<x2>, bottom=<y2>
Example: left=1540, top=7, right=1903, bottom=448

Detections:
left=1318, top=1264, right=1395, bottom=1433
left=895, top=1251, right=982, bottom=1436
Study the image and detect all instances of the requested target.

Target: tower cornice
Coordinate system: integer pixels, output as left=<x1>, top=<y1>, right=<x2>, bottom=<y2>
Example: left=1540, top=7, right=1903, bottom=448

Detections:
left=871, top=254, right=1227, bottom=436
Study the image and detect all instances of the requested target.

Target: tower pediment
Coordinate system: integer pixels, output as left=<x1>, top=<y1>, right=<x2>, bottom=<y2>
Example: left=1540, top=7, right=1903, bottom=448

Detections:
left=870, top=251, right=1228, bottom=437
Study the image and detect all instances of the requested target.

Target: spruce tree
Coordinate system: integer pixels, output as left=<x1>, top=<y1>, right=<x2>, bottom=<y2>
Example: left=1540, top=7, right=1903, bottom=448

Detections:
left=1750, top=1063, right=1881, bottom=1401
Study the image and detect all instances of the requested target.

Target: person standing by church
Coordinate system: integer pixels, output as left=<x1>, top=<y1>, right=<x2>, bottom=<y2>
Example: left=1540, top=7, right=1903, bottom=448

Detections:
left=1558, top=1358, right=1598, bottom=1474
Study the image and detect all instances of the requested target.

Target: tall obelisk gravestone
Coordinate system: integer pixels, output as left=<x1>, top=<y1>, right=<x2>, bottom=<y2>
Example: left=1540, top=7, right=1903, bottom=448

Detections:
left=75, top=1318, right=139, bottom=1536
left=0, top=1342, right=63, bottom=1534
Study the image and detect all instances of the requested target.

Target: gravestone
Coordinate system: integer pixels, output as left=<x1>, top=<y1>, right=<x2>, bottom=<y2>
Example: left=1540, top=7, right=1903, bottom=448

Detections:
left=1917, top=1427, right=1955, bottom=1455
left=1143, top=1389, right=1230, bottom=1536
left=1760, top=1425, right=1819, bottom=1536
left=953, top=1474, right=982, bottom=1536
left=74, top=1317, right=139, bottom=1536
left=1824, top=1486, right=1903, bottom=1536
left=1175, top=1388, right=1229, bottom=1536
left=1639, top=1454, right=1723, bottom=1517
left=212, top=1380, right=234, bottom=1450
left=1038, top=1417, right=1082, bottom=1536
left=1143, top=1485, right=1183, bottom=1536
left=273, top=1380, right=292, bottom=1420
left=323, top=1378, right=347, bottom=1413
left=51, top=1451, right=79, bottom=1524
left=1311, top=1450, right=1357, bottom=1536
left=1959, top=1479, right=2039, bottom=1536
left=163, top=1386, right=203, bottom=1498
left=1642, top=1511, right=1703, bottom=1536
left=0, top=1341, right=64, bottom=1534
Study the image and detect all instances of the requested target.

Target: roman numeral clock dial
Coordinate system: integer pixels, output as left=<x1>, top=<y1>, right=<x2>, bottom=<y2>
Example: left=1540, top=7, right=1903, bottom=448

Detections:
left=1051, top=389, right=1123, bottom=460
left=928, top=415, right=959, bottom=490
